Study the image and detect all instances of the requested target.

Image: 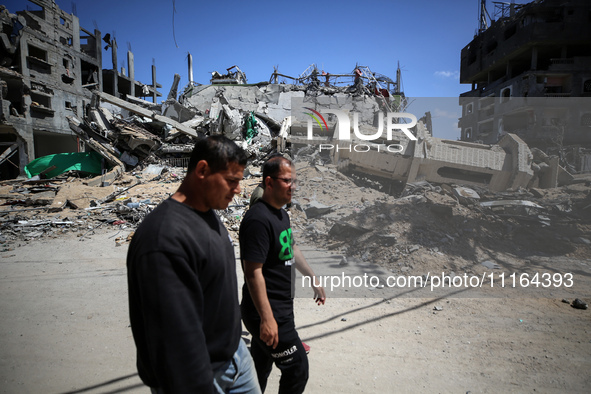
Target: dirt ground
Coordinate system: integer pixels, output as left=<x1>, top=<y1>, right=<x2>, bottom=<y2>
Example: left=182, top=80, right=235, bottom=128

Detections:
left=0, top=160, right=590, bottom=393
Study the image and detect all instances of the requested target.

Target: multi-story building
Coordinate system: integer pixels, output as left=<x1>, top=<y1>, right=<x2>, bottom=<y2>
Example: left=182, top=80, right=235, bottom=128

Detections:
left=458, top=0, right=591, bottom=173
left=0, top=0, right=161, bottom=179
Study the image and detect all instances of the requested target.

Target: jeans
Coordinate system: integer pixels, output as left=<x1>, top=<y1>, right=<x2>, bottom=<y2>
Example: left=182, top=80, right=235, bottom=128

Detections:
left=150, top=339, right=261, bottom=394
left=213, top=339, right=261, bottom=393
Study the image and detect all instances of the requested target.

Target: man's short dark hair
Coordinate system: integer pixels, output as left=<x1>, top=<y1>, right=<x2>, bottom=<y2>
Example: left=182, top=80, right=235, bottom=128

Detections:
left=187, top=135, right=247, bottom=174
left=262, top=156, right=292, bottom=184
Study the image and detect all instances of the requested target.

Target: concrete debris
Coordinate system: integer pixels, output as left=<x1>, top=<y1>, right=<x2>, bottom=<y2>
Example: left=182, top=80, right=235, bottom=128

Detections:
left=480, top=260, right=501, bottom=270
left=480, top=199, right=543, bottom=209
left=328, top=221, right=372, bottom=240
left=4, top=44, right=586, bottom=196
left=303, top=201, right=336, bottom=219
left=0, top=49, right=588, bottom=265
left=0, top=0, right=164, bottom=179
left=0, top=0, right=586, bottom=305
left=452, top=186, right=480, bottom=204
left=287, top=162, right=591, bottom=275
left=571, top=298, right=588, bottom=310
left=0, top=170, right=180, bottom=247
left=211, top=65, right=247, bottom=85
left=161, top=99, right=197, bottom=123
left=0, top=156, right=589, bottom=280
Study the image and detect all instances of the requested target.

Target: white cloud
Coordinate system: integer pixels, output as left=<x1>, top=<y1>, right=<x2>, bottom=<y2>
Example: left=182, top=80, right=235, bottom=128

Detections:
left=434, top=70, right=460, bottom=79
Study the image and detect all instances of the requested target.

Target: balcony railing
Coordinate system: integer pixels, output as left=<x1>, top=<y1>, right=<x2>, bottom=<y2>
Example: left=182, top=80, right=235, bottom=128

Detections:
left=544, top=92, right=571, bottom=97
left=550, top=58, right=575, bottom=65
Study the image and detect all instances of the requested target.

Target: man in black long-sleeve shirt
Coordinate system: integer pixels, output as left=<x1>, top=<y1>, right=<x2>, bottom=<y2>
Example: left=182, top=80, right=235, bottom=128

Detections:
left=127, top=136, right=261, bottom=393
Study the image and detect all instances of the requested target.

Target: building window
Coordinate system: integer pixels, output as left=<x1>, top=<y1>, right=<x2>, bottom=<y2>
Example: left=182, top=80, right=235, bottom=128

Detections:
left=27, top=45, right=51, bottom=74
left=59, top=36, right=73, bottom=46
left=486, top=40, right=498, bottom=54
left=437, top=166, right=492, bottom=185
left=27, top=3, right=45, bottom=20
left=501, top=87, right=511, bottom=103
left=466, top=103, right=473, bottom=115
left=30, top=91, right=52, bottom=114
left=28, top=44, right=47, bottom=61
left=465, top=127, right=473, bottom=140
left=504, top=24, right=517, bottom=40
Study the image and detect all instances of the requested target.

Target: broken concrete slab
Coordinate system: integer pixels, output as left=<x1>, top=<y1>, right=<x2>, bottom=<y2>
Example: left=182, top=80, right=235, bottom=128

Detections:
left=222, top=104, right=244, bottom=140
left=50, top=182, right=115, bottom=211
left=480, top=200, right=543, bottom=209
left=94, top=91, right=199, bottom=138
left=27, top=191, right=55, bottom=206
left=303, top=200, right=336, bottom=219
left=453, top=186, right=480, bottom=204
left=67, top=116, right=125, bottom=185
left=161, top=99, right=197, bottom=123
left=328, top=221, right=372, bottom=240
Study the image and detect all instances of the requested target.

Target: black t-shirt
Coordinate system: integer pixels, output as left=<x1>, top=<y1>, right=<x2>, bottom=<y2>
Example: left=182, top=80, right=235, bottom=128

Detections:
left=240, top=200, right=295, bottom=318
left=127, top=198, right=240, bottom=393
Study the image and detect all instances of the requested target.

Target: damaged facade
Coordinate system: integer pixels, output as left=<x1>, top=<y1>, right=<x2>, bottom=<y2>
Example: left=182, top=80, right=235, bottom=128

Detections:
left=458, top=0, right=591, bottom=173
left=18, top=56, right=578, bottom=195
left=0, top=1, right=588, bottom=262
left=168, top=59, right=567, bottom=193
left=0, top=0, right=587, bottom=199
left=0, top=0, right=161, bottom=180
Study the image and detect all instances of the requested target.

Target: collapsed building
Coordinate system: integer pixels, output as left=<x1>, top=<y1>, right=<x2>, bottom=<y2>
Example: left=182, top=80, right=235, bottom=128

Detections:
left=458, top=0, right=591, bottom=173
left=0, top=0, right=589, bottom=258
left=160, top=60, right=565, bottom=193
left=1, top=0, right=588, bottom=197
left=0, top=0, right=161, bottom=179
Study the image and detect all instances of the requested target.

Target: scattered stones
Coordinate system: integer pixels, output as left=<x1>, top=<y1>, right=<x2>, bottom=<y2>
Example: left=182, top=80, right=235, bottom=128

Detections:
left=481, top=260, right=501, bottom=270
left=408, top=245, right=421, bottom=254
left=571, top=298, right=588, bottom=310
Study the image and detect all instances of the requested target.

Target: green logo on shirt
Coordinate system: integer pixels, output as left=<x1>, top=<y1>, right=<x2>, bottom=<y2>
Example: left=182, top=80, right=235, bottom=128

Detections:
left=278, top=228, right=293, bottom=260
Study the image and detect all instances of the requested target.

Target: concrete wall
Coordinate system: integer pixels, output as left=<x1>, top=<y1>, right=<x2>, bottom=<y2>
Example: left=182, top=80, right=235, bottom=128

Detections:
left=333, top=133, right=534, bottom=192
left=0, top=0, right=158, bottom=179
left=182, top=84, right=382, bottom=128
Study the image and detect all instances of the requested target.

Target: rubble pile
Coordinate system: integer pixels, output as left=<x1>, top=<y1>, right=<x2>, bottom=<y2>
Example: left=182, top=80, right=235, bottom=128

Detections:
left=0, top=169, right=183, bottom=248
left=54, top=65, right=403, bottom=195
left=2, top=63, right=590, bottom=276
left=289, top=160, right=591, bottom=275
left=69, top=107, right=196, bottom=173
left=1, top=149, right=590, bottom=283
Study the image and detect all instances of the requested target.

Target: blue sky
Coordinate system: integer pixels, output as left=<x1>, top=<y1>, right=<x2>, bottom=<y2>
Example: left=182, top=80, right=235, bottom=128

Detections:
left=6, top=0, right=524, bottom=139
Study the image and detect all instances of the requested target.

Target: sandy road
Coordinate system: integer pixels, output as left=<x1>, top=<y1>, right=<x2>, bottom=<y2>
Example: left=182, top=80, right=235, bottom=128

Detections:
left=1, top=228, right=590, bottom=393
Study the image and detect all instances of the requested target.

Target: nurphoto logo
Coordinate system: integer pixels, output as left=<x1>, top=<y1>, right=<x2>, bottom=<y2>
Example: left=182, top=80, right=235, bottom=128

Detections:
left=303, top=108, right=418, bottom=154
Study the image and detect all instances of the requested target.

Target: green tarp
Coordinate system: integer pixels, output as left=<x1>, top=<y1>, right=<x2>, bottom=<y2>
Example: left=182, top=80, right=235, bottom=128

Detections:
left=24, top=151, right=104, bottom=179
left=244, top=112, right=258, bottom=142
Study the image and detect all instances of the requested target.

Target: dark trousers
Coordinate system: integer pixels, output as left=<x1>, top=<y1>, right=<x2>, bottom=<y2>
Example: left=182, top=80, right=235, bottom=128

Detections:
left=242, top=312, right=308, bottom=394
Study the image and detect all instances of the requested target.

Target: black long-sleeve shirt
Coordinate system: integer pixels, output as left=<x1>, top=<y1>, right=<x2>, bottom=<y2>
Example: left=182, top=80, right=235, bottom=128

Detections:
left=127, top=198, right=240, bottom=393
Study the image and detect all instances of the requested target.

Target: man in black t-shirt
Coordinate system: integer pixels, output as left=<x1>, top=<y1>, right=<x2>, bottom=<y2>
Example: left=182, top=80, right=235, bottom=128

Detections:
left=127, top=136, right=261, bottom=394
left=240, top=156, right=326, bottom=394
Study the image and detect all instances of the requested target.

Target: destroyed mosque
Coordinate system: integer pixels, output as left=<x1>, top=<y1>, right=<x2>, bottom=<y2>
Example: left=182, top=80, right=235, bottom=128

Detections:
left=1, top=0, right=590, bottom=194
